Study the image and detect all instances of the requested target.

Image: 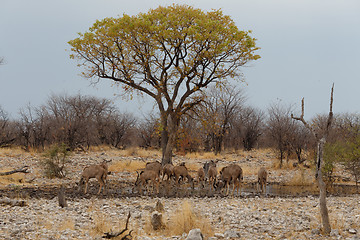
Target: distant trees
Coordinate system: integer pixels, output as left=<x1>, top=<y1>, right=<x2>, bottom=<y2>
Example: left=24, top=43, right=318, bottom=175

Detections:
left=137, top=114, right=160, bottom=149
left=266, top=102, right=313, bottom=168
left=266, top=103, right=296, bottom=168
left=324, top=113, right=360, bottom=188
left=193, top=86, right=245, bottom=154
left=235, top=106, right=264, bottom=151
left=0, top=106, right=16, bottom=147
left=13, top=94, right=137, bottom=151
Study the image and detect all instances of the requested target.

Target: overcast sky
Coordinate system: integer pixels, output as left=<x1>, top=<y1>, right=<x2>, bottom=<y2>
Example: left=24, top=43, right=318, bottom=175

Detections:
left=1, top=0, right=359, bottom=119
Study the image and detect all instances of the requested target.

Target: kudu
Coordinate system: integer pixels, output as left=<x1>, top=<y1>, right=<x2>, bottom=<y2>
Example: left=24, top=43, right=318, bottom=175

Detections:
left=162, top=163, right=175, bottom=182
left=203, top=160, right=217, bottom=181
left=145, top=161, right=163, bottom=179
left=207, top=165, right=217, bottom=191
left=218, top=164, right=243, bottom=196
left=134, top=169, right=159, bottom=194
left=257, top=167, right=268, bottom=194
left=173, top=164, right=193, bottom=185
left=79, top=159, right=111, bottom=194
left=197, top=167, right=205, bottom=188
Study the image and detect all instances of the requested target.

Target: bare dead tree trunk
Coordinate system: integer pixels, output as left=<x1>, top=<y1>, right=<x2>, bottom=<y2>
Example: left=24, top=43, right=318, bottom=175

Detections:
left=58, top=186, right=68, bottom=208
left=291, top=84, right=334, bottom=235
left=316, top=138, right=331, bottom=234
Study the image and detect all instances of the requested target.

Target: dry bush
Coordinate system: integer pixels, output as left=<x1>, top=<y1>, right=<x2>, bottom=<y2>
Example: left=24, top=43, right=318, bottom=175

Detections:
left=166, top=200, right=213, bottom=237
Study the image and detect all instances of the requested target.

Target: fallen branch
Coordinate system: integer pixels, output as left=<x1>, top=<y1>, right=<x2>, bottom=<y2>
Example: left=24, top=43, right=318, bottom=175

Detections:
left=0, top=198, right=27, bottom=207
left=0, top=166, right=30, bottom=176
left=102, top=211, right=132, bottom=239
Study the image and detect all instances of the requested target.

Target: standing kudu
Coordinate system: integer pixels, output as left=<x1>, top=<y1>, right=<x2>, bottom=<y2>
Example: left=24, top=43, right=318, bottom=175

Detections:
left=197, top=167, right=205, bottom=188
left=257, top=167, right=268, bottom=194
left=79, top=159, right=111, bottom=194
left=218, top=164, right=243, bottom=196
left=207, top=165, right=217, bottom=191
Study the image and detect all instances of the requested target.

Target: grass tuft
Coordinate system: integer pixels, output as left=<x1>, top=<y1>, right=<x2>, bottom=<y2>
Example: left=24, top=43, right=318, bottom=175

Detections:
left=166, top=200, right=213, bottom=237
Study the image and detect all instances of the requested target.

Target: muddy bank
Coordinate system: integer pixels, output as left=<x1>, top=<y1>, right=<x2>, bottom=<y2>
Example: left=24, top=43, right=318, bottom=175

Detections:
left=1, top=180, right=358, bottom=201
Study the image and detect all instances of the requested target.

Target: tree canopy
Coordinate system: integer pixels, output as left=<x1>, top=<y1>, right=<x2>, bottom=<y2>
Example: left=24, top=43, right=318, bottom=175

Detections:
left=68, top=4, right=260, bottom=163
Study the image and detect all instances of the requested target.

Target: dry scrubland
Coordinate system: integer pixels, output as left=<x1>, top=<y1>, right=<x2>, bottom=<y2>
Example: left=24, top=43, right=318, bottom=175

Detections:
left=0, top=147, right=359, bottom=239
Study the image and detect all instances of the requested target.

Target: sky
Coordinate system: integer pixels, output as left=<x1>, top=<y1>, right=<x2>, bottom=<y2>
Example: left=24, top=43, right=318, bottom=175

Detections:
left=1, top=0, right=359, bottom=120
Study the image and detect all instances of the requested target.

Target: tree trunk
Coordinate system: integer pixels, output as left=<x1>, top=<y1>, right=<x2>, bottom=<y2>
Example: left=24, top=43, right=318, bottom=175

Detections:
left=160, top=113, right=169, bottom=163
left=161, top=113, right=179, bottom=165
left=316, top=138, right=331, bottom=234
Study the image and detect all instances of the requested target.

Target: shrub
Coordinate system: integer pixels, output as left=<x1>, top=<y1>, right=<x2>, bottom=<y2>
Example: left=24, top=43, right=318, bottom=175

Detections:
left=42, top=143, right=71, bottom=178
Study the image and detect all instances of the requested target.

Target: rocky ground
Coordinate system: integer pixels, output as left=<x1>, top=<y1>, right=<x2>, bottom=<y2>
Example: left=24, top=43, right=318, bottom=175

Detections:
left=0, top=148, right=359, bottom=239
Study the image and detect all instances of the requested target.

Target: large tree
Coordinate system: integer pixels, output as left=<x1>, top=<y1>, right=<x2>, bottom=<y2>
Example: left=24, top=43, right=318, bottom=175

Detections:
left=68, top=4, right=260, bottom=164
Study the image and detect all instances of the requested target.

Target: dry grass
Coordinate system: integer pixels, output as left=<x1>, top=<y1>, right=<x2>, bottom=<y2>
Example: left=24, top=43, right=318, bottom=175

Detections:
left=109, top=159, right=146, bottom=173
left=142, top=200, right=214, bottom=238
left=58, top=217, right=75, bottom=231
left=91, top=212, right=113, bottom=237
left=121, top=147, right=161, bottom=158
left=184, top=151, right=218, bottom=160
left=288, top=168, right=316, bottom=186
left=0, top=168, right=26, bottom=186
left=0, top=146, right=35, bottom=157
left=165, top=200, right=214, bottom=238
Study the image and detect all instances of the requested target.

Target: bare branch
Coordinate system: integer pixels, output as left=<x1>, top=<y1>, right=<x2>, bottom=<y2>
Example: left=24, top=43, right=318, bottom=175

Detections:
left=325, top=83, right=334, bottom=136
left=102, top=211, right=131, bottom=239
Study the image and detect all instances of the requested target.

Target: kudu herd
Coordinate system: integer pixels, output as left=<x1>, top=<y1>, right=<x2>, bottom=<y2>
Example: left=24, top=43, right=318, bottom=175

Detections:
left=78, top=158, right=268, bottom=196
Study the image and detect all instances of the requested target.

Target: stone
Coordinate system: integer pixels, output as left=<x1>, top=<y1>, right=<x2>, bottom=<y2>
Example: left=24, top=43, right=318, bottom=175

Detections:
left=155, top=199, right=164, bottom=212
left=151, top=211, right=165, bottom=231
left=224, top=229, right=241, bottom=239
left=349, top=228, right=358, bottom=234
left=311, top=229, right=321, bottom=235
left=185, top=229, right=203, bottom=240
left=214, top=232, right=225, bottom=239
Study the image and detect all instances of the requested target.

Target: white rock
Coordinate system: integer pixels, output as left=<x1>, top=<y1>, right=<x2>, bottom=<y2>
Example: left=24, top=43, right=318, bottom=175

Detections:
left=185, top=229, right=203, bottom=240
left=349, top=228, right=357, bottom=234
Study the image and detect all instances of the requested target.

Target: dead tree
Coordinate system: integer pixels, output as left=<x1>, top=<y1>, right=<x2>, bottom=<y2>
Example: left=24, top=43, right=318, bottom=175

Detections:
left=291, top=84, right=334, bottom=235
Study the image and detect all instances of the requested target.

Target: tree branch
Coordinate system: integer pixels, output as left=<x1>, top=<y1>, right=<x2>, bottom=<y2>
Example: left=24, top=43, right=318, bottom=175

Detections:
left=0, top=166, right=30, bottom=176
left=102, top=211, right=131, bottom=239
